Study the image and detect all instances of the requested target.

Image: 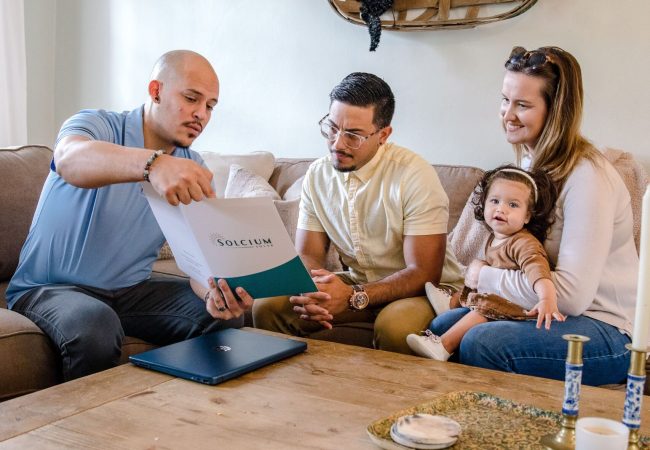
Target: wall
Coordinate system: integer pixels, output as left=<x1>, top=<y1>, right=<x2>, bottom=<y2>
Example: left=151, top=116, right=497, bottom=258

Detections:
left=26, top=0, right=650, bottom=172
left=24, top=0, right=56, bottom=147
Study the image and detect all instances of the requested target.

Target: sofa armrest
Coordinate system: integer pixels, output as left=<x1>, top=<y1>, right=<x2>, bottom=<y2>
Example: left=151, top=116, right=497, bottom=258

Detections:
left=0, top=309, right=59, bottom=401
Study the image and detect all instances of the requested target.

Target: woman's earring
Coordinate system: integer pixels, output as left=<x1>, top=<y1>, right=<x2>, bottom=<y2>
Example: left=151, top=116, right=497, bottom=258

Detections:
left=154, top=96, right=160, bottom=103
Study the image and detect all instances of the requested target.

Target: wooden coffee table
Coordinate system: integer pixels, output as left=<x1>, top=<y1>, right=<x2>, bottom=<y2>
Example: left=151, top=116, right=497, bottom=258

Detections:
left=0, top=328, right=646, bottom=449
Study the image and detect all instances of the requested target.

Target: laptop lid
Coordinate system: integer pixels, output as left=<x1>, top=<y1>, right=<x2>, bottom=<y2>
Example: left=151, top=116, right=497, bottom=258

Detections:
left=129, top=328, right=307, bottom=385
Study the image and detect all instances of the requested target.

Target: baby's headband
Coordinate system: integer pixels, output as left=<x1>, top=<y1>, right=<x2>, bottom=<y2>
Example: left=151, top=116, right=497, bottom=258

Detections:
left=495, top=168, right=538, bottom=202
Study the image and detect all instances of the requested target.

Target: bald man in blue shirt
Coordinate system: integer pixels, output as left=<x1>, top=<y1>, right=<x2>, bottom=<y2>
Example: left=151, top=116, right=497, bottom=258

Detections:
left=7, top=50, right=254, bottom=380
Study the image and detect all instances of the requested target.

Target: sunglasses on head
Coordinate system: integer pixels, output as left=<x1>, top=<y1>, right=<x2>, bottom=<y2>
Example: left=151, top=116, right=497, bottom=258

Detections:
left=506, top=47, right=553, bottom=70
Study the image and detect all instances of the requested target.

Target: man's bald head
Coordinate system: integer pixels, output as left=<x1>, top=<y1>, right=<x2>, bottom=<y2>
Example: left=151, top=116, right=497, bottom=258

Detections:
left=150, top=50, right=217, bottom=84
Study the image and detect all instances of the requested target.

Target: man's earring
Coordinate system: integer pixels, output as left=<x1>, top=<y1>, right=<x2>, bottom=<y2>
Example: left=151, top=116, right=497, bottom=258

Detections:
left=154, top=96, right=160, bottom=103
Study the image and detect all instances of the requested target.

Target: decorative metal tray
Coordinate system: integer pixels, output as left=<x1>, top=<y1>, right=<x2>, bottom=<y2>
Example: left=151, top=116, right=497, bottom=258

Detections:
left=368, top=391, right=633, bottom=450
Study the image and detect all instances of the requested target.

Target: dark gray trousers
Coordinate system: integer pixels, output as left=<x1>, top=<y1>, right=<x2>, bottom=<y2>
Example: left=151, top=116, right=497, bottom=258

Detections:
left=12, top=278, right=243, bottom=381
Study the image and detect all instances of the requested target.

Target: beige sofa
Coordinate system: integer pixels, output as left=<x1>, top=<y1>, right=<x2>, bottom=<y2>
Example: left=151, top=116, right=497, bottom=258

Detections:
left=3, top=144, right=645, bottom=400
left=0, top=145, right=483, bottom=400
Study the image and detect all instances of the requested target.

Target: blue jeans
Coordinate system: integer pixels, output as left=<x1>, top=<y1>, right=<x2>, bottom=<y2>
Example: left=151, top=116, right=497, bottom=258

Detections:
left=12, top=277, right=243, bottom=381
left=429, top=308, right=631, bottom=386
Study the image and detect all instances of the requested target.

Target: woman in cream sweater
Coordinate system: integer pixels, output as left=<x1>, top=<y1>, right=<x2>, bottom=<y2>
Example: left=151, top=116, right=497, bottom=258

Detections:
left=428, top=46, right=638, bottom=385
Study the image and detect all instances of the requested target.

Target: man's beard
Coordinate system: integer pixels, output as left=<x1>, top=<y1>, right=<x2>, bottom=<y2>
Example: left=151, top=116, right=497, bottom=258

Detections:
left=330, top=150, right=356, bottom=172
left=333, top=162, right=355, bottom=173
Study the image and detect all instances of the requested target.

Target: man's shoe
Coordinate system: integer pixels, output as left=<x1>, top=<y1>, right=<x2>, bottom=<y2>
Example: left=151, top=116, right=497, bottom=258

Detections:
left=425, top=282, right=451, bottom=315
left=406, top=330, right=451, bottom=361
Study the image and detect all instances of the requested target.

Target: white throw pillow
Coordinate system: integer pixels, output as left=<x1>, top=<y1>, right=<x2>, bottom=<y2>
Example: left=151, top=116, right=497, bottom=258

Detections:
left=282, top=175, right=305, bottom=201
left=274, top=198, right=300, bottom=242
left=224, top=164, right=280, bottom=199
left=199, top=151, right=275, bottom=197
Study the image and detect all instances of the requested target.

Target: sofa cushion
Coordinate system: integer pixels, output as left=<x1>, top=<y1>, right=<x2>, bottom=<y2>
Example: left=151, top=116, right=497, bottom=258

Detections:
left=200, top=151, right=275, bottom=197
left=448, top=195, right=490, bottom=267
left=269, top=158, right=314, bottom=198
left=224, top=164, right=281, bottom=199
left=0, top=146, right=53, bottom=282
left=157, top=242, right=174, bottom=260
left=274, top=198, right=300, bottom=238
left=119, top=336, right=157, bottom=365
left=1, top=281, right=8, bottom=309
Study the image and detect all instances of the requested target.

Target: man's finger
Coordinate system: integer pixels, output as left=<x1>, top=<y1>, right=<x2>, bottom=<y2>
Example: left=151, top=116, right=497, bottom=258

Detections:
left=205, top=291, right=231, bottom=319
left=176, top=189, right=192, bottom=205
left=166, top=192, right=180, bottom=206
left=197, top=168, right=215, bottom=198
left=235, top=287, right=253, bottom=310
left=313, top=273, right=336, bottom=283
left=217, top=279, right=244, bottom=316
left=303, top=303, right=331, bottom=317
left=289, top=295, right=311, bottom=306
left=188, top=182, right=205, bottom=202
left=299, top=313, right=333, bottom=323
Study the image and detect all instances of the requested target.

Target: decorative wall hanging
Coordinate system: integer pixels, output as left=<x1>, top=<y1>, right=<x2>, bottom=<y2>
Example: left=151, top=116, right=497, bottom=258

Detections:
left=328, top=0, right=538, bottom=51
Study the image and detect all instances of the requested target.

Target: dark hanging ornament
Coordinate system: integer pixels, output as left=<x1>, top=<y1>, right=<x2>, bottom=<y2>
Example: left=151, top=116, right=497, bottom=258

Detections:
left=359, top=0, right=393, bottom=51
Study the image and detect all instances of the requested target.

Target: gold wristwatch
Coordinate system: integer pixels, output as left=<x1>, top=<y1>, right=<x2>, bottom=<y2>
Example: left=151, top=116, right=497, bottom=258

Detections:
left=348, top=284, right=370, bottom=311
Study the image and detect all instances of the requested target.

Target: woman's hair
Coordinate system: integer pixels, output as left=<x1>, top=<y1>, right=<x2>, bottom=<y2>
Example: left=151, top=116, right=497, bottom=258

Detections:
left=504, top=46, right=600, bottom=190
left=472, top=164, right=558, bottom=243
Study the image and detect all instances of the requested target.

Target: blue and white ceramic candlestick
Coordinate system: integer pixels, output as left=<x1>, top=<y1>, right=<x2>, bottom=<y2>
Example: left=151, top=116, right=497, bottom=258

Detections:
left=541, top=334, right=590, bottom=450
left=623, top=344, right=647, bottom=450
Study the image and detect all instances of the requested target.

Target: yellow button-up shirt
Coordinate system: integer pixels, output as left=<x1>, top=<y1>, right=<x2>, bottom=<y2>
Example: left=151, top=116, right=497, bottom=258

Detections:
left=298, top=143, right=463, bottom=287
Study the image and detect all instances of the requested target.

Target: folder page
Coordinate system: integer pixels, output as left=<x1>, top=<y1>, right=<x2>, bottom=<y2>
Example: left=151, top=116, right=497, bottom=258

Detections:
left=142, top=183, right=316, bottom=298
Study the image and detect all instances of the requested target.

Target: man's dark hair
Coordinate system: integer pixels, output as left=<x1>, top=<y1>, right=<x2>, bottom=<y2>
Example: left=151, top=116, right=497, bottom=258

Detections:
left=329, top=72, right=395, bottom=129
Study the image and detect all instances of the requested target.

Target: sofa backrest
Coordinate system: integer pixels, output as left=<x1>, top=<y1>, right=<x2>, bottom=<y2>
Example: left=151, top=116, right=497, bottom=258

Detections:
left=271, top=158, right=484, bottom=232
left=0, top=149, right=483, bottom=306
left=0, top=146, right=52, bottom=283
left=603, top=148, right=649, bottom=253
left=434, top=164, right=485, bottom=232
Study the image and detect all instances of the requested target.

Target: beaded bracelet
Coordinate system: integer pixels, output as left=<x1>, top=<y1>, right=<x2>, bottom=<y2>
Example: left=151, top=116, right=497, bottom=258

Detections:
left=143, top=150, right=164, bottom=182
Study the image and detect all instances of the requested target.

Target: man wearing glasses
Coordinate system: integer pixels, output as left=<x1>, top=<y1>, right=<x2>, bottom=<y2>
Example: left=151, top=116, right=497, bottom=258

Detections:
left=253, top=72, right=463, bottom=354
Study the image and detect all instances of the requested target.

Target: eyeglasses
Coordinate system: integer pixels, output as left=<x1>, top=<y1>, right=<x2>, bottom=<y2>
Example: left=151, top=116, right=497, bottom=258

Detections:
left=318, top=114, right=382, bottom=150
left=506, top=46, right=553, bottom=70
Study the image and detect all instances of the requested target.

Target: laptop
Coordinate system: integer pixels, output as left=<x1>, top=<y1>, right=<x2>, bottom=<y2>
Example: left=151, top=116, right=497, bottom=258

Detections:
left=129, top=328, right=307, bottom=385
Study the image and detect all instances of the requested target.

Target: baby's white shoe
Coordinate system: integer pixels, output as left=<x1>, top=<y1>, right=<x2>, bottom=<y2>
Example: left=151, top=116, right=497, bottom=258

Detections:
left=406, top=330, right=451, bottom=361
left=425, top=282, right=451, bottom=315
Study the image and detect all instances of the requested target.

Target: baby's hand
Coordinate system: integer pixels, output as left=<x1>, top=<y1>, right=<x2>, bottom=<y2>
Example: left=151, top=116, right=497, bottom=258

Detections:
left=525, top=300, right=565, bottom=330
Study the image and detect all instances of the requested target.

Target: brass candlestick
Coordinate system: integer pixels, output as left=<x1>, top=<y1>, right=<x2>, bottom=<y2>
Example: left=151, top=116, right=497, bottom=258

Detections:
left=541, top=334, right=590, bottom=450
left=623, top=344, right=648, bottom=450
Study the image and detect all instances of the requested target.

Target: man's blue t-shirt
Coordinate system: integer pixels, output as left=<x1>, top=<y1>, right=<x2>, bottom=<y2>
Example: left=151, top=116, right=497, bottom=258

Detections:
left=5, top=106, right=207, bottom=308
